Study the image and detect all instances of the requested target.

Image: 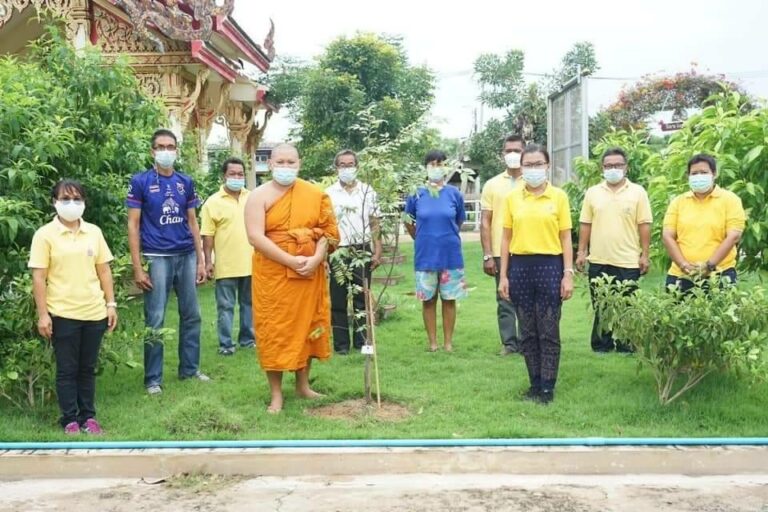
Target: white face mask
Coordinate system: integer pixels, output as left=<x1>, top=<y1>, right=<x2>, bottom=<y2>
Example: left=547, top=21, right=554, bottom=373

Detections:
left=154, top=150, right=177, bottom=169
left=339, top=167, right=357, bottom=185
left=504, top=152, right=522, bottom=169
left=521, top=167, right=547, bottom=188
left=55, top=200, right=85, bottom=222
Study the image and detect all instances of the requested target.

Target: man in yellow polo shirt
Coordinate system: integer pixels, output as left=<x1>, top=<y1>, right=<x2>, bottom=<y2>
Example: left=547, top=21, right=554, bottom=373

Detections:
left=662, top=153, right=745, bottom=292
left=480, top=134, right=525, bottom=356
left=576, top=147, right=652, bottom=353
left=201, top=157, right=255, bottom=355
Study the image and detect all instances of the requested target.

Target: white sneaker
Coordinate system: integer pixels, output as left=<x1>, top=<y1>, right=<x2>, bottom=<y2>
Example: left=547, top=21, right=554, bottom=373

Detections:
left=193, top=372, right=211, bottom=382
left=147, top=385, right=162, bottom=395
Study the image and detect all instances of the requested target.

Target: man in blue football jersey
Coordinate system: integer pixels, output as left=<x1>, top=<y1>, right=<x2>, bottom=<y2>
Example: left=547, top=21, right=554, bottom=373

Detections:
left=127, top=129, right=210, bottom=395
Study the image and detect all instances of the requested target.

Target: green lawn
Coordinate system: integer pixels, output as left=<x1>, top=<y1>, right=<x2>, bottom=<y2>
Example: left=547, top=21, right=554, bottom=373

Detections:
left=1, top=241, right=767, bottom=441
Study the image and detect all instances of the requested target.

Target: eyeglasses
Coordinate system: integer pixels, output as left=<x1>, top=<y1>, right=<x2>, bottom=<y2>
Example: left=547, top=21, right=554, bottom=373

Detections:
left=153, top=144, right=177, bottom=151
left=57, top=198, right=84, bottom=205
left=603, top=164, right=626, bottom=170
left=523, top=163, right=548, bottom=169
left=337, top=163, right=356, bottom=169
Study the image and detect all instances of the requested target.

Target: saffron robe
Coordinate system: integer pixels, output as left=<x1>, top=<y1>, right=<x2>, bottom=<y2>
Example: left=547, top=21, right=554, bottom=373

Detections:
left=252, top=179, right=339, bottom=371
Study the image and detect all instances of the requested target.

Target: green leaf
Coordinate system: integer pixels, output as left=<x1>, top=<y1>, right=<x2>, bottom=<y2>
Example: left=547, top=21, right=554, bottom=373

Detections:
left=744, top=145, right=764, bottom=164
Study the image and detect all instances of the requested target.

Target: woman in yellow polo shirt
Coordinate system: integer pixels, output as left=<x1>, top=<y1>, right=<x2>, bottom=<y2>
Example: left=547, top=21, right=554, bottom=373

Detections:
left=28, top=179, right=117, bottom=435
left=662, top=153, right=746, bottom=292
left=498, top=145, right=574, bottom=404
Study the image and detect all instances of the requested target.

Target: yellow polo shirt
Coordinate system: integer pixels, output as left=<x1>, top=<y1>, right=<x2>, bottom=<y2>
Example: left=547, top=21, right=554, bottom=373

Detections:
left=480, top=171, right=523, bottom=257
left=663, top=186, right=745, bottom=277
left=28, top=218, right=114, bottom=321
left=580, top=180, right=652, bottom=268
left=200, top=186, right=252, bottom=279
left=503, top=183, right=572, bottom=255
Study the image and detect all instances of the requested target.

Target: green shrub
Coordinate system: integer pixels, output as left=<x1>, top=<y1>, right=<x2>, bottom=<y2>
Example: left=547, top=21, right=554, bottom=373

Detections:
left=592, top=276, right=768, bottom=405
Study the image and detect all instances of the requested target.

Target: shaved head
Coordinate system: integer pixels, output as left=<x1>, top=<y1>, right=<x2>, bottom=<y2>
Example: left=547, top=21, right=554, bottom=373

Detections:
left=270, top=143, right=299, bottom=160
left=269, top=142, right=300, bottom=172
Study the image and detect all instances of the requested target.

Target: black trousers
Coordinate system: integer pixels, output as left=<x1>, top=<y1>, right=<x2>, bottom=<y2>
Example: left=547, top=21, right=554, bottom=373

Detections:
left=330, top=244, right=372, bottom=353
left=51, top=316, right=107, bottom=427
left=665, top=268, right=737, bottom=293
left=493, top=257, right=519, bottom=350
left=588, top=264, right=641, bottom=352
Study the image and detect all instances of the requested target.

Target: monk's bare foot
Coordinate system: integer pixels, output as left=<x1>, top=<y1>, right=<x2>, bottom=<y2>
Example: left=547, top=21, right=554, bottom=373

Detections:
left=296, top=388, right=324, bottom=399
left=428, top=344, right=439, bottom=352
left=444, top=343, right=453, bottom=352
left=267, top=396, right=283, bottom=414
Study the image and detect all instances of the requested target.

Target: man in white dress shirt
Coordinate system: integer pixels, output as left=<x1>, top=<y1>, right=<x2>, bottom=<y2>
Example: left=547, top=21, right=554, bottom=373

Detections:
left=325, top=149, right=382, bottom=354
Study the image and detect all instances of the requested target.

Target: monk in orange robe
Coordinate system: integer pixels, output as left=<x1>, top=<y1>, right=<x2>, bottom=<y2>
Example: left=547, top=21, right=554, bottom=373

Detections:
left=245, top=143, right=339, bottom=413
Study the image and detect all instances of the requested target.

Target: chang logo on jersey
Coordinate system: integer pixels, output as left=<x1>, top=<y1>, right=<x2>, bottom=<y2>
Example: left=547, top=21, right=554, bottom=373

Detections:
left=160, top=197, right=183, bottom=225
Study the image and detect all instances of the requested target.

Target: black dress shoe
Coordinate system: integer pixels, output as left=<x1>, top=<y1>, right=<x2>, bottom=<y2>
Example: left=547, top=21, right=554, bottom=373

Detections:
left=522, top=387, right=540, bottom=401
left=537, top=389, right=554, bottom=404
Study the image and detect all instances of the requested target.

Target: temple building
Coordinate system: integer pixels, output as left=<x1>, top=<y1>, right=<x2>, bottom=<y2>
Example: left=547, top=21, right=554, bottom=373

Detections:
left=0, top=0, right=276, bottom=183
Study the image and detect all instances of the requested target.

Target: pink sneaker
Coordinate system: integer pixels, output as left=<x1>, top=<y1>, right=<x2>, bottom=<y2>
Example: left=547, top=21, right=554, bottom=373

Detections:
left=82, top=418, right=104, bottom=435
left=64, top=422, right=80, bottom=435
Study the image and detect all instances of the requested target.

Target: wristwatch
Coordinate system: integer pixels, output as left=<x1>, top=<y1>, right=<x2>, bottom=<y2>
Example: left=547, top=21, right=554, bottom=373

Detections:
left=106, top=302, right=117, bottom=308
left=483, top=255, right=493, bottom=262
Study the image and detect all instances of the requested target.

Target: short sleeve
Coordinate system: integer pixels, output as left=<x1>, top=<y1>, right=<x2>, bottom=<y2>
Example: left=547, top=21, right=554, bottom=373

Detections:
left=125, top=174, right=143, bottom=209
left=454, top=189, right=466, bottom=225
left=725, top=193, right=746, bottom=231
left=663, top=196, right=680, bottom=231
left=27, top=228, right=50, bottom=269
left=557, top=191, right=572, bottom=231
left=579, top=189, right=593, bottom=223
left=95, top=228, right=114, bottom=265
left=319, top=193, right=340, bottom=247
left=502, top=195, right=514, bottom=229
left=636, top=188, right=653, bottom=224
left=404, top=193, right=418, bottom=222
left=480, top=180, right=494, bottom=210
left=200, top=200, right=215, bottom=236
left=186, top=177, right=201, bottom=209
left=367, top=187, right=381, bottom=218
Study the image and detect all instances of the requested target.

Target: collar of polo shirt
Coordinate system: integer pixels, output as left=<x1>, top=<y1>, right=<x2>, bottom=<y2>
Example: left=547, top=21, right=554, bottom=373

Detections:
left=522, top=182, right=553, bottom=198
left=685, top=185, right=723, bottom=199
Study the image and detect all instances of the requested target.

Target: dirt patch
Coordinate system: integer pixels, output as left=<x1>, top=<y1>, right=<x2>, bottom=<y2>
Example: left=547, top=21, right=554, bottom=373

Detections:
left=307, top=398, right=411, bottom=422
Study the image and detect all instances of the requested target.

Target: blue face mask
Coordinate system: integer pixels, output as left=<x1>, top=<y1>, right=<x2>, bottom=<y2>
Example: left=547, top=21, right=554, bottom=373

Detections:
left=273, top=167, right=298, bottom=186
left=603, top=168, right=624, bottom=185
left=226, top=178, right=245, bottom=191
left=154, top=150, right=176, bottom=169
left=689, top=173, right=713, bottom=193
left=427, top=167, right=446, bottom=182
left=522, top=167, right=547, bottom=188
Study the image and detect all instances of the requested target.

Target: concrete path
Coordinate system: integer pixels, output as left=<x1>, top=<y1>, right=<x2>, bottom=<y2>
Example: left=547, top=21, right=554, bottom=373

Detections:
left=2, top=473, right=768, bottom=511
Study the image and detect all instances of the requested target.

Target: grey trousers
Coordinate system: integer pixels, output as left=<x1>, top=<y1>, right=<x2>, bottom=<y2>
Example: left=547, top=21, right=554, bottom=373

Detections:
left=494, top=257, right=519, bottom=349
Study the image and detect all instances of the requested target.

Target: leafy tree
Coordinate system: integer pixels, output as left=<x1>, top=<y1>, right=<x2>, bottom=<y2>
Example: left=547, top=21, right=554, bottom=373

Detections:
left=0, top=27, right=163, bottom=408
left=569, top=89, right=766, bottom=273
left=468, top=42, right=598, bottom=180
left=590, top=70, right=746, bottom=143
left=268, top=33, right=436, bottom=179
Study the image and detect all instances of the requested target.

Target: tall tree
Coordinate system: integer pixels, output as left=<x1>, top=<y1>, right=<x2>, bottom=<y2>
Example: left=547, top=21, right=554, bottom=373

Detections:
left=468, top=42, right=598, bottom=181
left=267, top=33, right=435, bottom=179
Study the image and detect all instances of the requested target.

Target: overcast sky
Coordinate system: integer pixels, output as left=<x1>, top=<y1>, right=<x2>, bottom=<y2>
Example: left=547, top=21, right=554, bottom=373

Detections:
left=232, top=0, right=768, bottom=141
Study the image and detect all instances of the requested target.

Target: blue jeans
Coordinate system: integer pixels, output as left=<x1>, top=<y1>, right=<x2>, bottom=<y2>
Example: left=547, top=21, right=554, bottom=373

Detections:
left=215, top=276, right=255, bottom=350
left=143, top=251, right=202, bottom=387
